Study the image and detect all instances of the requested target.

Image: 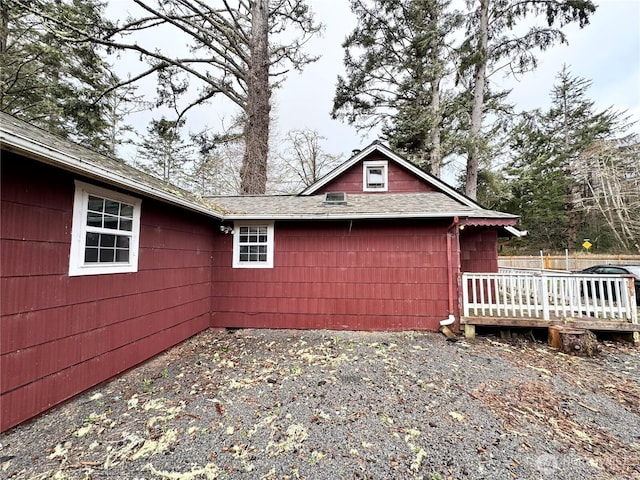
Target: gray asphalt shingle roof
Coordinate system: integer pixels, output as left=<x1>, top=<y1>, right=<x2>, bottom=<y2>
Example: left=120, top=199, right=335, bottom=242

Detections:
left=0, top=111, right=220, bottom=218
left=207, top=193, right=518, bottom=221
left=2, top=112, right=518, bottom=226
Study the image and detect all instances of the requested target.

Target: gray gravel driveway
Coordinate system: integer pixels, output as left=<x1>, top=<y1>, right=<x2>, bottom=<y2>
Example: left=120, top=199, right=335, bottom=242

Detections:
left=1, top=329, right=639, bottom=479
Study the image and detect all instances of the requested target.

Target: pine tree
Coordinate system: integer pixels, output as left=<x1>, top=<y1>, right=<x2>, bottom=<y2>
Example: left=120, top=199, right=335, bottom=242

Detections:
left=137, top=118, right=194, bottom=186
left=16, top=0, right=322, bottom=194
left=503, top=67, right=630, bottom=251
left=334, top=0, right=595, bottom=189
left=459, top=0, right=596, bottom=200
left=544, top=67, right=622, bottom=248
left=0, top=0, right=115, bottom=154
left=333, top=0, right=462, bottom=176
left=502, top=112, right=570, bottom=250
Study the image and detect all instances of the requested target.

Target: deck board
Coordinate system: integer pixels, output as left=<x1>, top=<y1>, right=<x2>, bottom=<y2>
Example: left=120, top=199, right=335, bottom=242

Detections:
left=460, top=316, right=640, bottom=332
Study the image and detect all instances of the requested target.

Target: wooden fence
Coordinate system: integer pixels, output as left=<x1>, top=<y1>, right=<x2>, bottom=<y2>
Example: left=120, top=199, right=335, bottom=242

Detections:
left=498, top=254, right=640, bottom=272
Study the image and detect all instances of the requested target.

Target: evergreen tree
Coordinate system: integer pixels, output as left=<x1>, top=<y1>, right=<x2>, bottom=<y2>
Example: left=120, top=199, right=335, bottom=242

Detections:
left=137, top=117, right=194, bottom=186
left=334, top=0, right=595, bottom=189
left=17, top=0, right=322, bottom=194
left=502, top=112, right=570, bottom=250
left=544, top=67, right=622, bottom=248
left=0, top=0, right=115, bottom=154
left=459, top=0, right=596, bottom=200
left=503, top=67, right=630, bottom=252
left=333, top=0, right=462, bottom=176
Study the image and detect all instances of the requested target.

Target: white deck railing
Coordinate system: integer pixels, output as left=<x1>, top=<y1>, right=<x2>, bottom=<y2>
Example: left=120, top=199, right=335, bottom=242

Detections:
left=462, top=271, right=638, bottom=323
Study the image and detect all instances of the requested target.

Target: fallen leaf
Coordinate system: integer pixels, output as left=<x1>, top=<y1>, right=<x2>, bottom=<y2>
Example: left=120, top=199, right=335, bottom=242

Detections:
left=144, top=462, right=220, bottom=480
left=47, top=444, right=68, bottom=460
left=449, top=411, right=465, bottom=422
left=573, top=429, right=592, bottom=443
left=74, top=424, right=93, bottom=437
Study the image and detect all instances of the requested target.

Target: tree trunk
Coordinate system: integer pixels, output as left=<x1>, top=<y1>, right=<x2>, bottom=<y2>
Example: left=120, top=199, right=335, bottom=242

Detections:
left=429, top=68, right=442, bottom=178
left=0, top=4, right=8, bottom=108
left=465, top=0, right=489, bottom=200
left=240, top=0, right=270, bottom=194
left=0, top=4, right=8, bottom=57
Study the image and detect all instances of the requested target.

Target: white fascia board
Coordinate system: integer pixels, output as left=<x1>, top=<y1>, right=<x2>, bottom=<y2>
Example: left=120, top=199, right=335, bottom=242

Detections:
left=372, top=146, right=480, bottom=209
left=505, top=226, right=528, bottom=237
left=221, top=212, right=498, bottom=221
left=1, top=129, right=223, bottom=219
left=299, top=143, right=382, bottom=195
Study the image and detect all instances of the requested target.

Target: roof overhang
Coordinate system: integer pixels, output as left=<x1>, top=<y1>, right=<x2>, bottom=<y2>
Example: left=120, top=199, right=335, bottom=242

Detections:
left=222, top=212, right=516, bottom=222
left=459, top=218, right=526, bottom=237
left=1, top=124, right=222, bottom=220
left=460, top=218, right=518, bottom=227
left=504, top=226, right=528, bottom=237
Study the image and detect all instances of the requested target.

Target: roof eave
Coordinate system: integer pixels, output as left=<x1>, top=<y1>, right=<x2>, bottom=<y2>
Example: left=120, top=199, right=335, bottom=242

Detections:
left=504, top=226, right=528, bottom=237
left=1, top=131, right=223, bottom=220
left=461, top=218, right=520, bottom=227
left=223, top=212, right=518, bottom=221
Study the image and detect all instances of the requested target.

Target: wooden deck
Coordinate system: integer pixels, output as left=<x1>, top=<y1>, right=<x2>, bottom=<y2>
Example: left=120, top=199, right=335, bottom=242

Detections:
left=461, top=316, right=640, bottom=344
left=460, top=271, right=639, bottom=343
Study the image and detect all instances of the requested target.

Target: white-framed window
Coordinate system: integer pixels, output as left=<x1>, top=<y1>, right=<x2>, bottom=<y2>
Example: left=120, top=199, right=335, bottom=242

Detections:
left=363, top=160, right=388, bottom=191
left=232, top=222, right=274, bottom=268
left=69, top=180, right=142, bottom=276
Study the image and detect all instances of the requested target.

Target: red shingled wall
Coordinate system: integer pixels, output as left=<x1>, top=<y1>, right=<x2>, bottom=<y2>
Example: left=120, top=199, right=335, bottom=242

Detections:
left=460, top=228, right=499, bottom=273
left=1, top=148, right=501, bottom=431
left=211, top=219, right=458, bottom=331
left=0, top=154, right=214, bottom=431
left=316, top=152, right=438, bottom=194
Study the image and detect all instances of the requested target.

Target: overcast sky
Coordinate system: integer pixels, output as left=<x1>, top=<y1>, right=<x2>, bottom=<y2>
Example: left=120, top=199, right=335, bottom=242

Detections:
left=273, top=0, right=640, bottom=157
left=110, top=0, right=640, bottom=171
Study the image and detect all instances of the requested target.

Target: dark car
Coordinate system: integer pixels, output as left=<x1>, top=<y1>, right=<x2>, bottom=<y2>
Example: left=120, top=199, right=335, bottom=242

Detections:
left=578, top=265, right=640, bottom=306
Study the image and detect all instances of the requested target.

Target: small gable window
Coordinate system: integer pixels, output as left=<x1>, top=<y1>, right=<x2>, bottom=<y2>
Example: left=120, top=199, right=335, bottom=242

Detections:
left=363, top=160, right=388, bottom=191
left=233, top=222, right=274, bottom=268
left=69, top=181, right=142, bottom=276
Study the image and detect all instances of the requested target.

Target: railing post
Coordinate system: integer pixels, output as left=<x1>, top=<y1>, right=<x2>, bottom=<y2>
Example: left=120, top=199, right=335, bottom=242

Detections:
left=629, top=276, right=638, bottom=325
left=462, top=273, right=470, bottom=317
left=540, top=273, right=550, bottom=320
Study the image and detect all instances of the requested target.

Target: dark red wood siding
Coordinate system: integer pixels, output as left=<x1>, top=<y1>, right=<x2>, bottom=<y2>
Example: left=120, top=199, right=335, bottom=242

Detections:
left=0, top=154, right=214, bottom=431
left=211, top=220, right=457, bottom=331
left=460, top=228, right=499, bottom=273
left=317, top=153, right=437, bottom=194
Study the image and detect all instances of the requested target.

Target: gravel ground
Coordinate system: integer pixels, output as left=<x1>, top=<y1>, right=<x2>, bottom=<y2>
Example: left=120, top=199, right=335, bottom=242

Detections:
left=1, top=328, right=639, bottom=480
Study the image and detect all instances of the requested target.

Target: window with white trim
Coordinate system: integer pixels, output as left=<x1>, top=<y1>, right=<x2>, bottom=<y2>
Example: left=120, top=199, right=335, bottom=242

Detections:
left=363, top=160, right=388, bottom=191
left=232, top=222, right=274, bottom=268
left=69, top=181, right=142, bottom=276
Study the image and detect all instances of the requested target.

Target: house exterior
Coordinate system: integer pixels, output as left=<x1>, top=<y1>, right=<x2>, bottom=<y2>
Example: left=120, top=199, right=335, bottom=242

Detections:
left=207, top=144, right=519, bottom=331
left=0, top=112, right=519, bottom=431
